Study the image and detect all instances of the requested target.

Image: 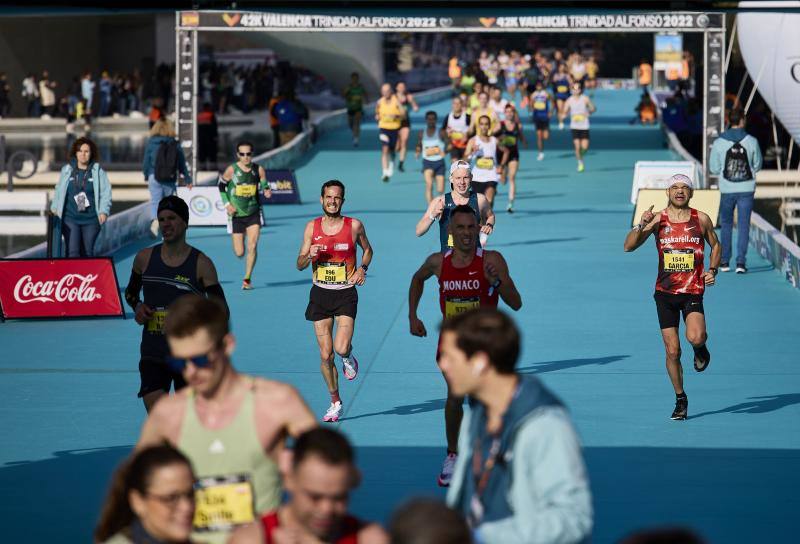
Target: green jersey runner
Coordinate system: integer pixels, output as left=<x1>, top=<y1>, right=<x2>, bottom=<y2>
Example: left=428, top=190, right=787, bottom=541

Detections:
left=344, top=83, right=367, bottom=113
left=219, top=142, right=271, bottom=290
left=220, top=162, right=267, bottom=218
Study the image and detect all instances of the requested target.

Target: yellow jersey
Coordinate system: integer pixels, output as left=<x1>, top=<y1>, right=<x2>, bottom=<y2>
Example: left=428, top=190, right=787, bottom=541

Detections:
left=377, top=96, right=403, bottom=130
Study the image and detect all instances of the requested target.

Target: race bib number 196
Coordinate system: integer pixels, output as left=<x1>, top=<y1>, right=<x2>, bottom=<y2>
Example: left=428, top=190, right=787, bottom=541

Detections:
left=663, top=249, right=695, bottom=272
left=315, top=262, right=347, bottom=285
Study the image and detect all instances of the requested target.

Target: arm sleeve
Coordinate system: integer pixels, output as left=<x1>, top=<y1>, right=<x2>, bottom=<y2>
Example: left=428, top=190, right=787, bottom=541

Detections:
left=475, top=408, right=593, bottom=544
left=142, top=141, right=152, bottom=179
left=98, top=167, right=112, bottom=215
left=748, top=135, right=763, bottom=173
left=218, top=177, right=230, bottom=204
left=204, top=283, right=230, bottom=319
left=124, top=270, right=143, bottom=310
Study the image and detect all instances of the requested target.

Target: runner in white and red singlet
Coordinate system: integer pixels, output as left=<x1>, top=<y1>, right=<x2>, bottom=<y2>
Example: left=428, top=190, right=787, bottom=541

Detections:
left=624, top=174, right=721, bottom=420
left=297, top=180, right=373, bottom=423
left=408, top=205, right=521, bottom=487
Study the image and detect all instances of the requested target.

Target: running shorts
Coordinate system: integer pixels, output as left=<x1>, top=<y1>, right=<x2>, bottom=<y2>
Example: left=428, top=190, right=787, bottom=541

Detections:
left=534, top=118, right=550, bottom=131
left=471, top=180, right=498, bottom=194
left=400, top=118, right=411, bottom=129
left=379, top=128, right=399, bottom=149
left=305, top=285, right=358, bottom=321
left=422, top=159, right=445, bottom=176
left=232, top=211, right=261, bottom=234
left=506, top=147, right=520, bottom=162
left=653, top=291, right=705, bottom=329
left=571, top=129, right=590, bottom=141
left=138, top=356, right=187, bottom=398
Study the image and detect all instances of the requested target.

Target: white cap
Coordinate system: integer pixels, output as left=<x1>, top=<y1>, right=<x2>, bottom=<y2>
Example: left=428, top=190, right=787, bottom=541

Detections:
left=450, top=160, right=471, bottom=176
left=669, top=174, right=693, bottom=189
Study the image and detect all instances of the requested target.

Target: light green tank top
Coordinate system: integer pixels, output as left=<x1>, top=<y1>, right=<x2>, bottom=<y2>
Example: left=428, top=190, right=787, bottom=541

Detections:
left=179, top=380, right=281, bottom=543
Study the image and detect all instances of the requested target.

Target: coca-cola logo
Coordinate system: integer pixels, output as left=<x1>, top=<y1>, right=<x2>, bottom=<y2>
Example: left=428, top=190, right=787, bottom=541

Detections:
left=13, top=274, right=103, bottom=304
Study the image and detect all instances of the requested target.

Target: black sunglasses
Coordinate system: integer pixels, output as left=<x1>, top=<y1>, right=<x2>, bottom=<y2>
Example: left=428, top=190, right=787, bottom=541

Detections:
left=166, top=344, right=221, bottom=372
left=238, top=152, right=253, bottom=157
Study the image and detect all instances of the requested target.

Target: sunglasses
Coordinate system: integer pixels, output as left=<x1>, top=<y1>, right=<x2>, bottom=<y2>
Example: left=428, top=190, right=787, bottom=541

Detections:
left=166, top=344, right=220, bottom=372
left=238, top=152, right=253, bottom=157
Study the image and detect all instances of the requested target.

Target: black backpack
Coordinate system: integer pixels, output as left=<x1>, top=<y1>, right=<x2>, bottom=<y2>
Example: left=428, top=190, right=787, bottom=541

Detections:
left=154, top=139, right=179, bottom=183
left=723, top=140, right=753, bottom=182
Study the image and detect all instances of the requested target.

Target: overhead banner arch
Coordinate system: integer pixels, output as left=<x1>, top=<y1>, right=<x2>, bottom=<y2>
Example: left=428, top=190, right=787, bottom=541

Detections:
left=176, top=10, right=724, bottom=184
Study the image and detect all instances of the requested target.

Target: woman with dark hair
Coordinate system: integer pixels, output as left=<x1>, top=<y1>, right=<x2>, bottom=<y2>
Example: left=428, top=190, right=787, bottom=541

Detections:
left=50, top=136, right=112, bottom=257
left=95, top=444, right=196, bottom=544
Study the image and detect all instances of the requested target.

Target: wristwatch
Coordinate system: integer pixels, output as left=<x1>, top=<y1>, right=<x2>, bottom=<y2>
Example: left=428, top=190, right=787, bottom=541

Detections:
left=709, top=267, right=718, bottom=276
left=360, top=264, right=369, bottom=273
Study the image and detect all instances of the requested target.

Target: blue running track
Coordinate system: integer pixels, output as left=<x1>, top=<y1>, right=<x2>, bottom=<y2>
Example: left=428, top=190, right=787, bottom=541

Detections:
left=1, top=89, right=798, bottom=542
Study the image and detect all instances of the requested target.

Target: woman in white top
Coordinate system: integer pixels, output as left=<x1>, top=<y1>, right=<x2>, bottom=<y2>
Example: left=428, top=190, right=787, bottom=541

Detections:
left=464, top=115, right=509, bottom=208
left=563, top=83, right=596, bottom=173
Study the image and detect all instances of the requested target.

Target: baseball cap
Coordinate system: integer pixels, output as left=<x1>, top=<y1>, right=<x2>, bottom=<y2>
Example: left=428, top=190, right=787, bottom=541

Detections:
left=157, top=195, right=190, bottom=224
left=450, top=160, right=471, bottom=176
left=668, top=174, right=693, bottom=189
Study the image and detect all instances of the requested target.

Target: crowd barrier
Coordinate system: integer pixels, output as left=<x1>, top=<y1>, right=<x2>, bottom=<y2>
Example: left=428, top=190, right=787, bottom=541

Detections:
left=653, top=100, right=800, bottom=292
left=11, top=86, right=453, bottom=260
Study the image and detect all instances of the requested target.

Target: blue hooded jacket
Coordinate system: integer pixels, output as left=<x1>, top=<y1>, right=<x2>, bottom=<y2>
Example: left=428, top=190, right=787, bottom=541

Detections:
left=709, top=127, right=762, bottom=194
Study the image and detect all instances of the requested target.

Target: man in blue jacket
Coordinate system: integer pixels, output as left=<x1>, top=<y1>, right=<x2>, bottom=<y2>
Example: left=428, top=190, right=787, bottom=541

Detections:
left=443, top=308, right=592, bottom=544
left=709, top=109, right=763, bottom=274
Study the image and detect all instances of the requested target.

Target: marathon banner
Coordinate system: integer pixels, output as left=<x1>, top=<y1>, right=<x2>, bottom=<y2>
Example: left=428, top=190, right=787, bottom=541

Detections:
left=260, top=169, right=301, bottom=205
left=704, top=31, right=725, bottom=185
left=180, top=11, right=724, bottom=32
left=0, top=258, right=124, bottom=320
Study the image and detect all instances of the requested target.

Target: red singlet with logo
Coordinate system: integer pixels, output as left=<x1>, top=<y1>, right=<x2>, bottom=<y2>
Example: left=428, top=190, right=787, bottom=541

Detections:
left=438, top=248, right=499, bottom=318
left=654, top=208, right=705, bottom=295
left=311, top=217, right=356, bottom=291
left=261, top=511, right=362, bottom=544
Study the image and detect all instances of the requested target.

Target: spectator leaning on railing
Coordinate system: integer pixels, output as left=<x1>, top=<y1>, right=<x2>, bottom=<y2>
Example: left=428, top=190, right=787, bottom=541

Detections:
left=709, top=109, right=763, bottom=274
left=142, top=118, right=192, bottom=237
left=50, top=136, right=112, bottom=257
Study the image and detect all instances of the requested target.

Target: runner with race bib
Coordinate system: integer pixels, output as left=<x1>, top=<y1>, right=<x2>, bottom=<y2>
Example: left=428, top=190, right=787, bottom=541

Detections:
left=408, top=205, right=521, bottom=487
left=623, top=174, right=721, bottom=421
left=564, top=83, right=596, bottom=173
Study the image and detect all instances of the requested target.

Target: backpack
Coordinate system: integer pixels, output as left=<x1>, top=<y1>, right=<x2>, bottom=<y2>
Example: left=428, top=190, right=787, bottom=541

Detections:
left=154, top=139, right=179, bottom=183
left=723, top=140, right=753, bottom=182
left=276, top=101, right=301, bottom=126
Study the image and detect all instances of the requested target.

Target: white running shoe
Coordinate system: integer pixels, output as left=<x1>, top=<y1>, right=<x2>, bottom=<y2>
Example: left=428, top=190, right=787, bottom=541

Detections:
left=323, top=401, right=342, bottom=423
left=387, top=162, right=394, bottom=177
left=537, top=152, right=544, bottom=161
left=342, top=354, right=359, bottom=380
left=437, top=452, right=458, bottom=487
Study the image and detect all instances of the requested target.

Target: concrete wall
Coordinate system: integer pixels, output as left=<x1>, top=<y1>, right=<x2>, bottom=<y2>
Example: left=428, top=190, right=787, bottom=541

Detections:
left=201, top=31, right=384, bottom=96
left=0, top=14, right=157, bottom=116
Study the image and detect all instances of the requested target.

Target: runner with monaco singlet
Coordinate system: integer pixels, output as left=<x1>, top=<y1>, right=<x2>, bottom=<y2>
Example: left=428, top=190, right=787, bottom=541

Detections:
left=408, top=205, right=521, bottom=487
left=297, top=180, right=373, bottom=423
left=624, top=174, right=721, bottom=421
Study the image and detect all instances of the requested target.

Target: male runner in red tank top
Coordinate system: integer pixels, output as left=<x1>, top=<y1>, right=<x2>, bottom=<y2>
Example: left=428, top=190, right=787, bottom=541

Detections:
left=229, top=428, right=388, bottom=544
left=624, top=174, right=721, bottom=420
left=297, top=181, right=373, bottom=423
left=408, top=205, right=522, bottom=486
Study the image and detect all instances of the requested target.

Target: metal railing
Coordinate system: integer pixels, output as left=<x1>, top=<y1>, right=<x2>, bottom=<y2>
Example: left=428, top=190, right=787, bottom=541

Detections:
left=0, top=135, right=38, bottom=192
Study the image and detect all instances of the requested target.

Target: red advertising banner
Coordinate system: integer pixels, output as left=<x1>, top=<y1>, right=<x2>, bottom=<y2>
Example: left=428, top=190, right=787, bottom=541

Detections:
left=0, top=258, right=124, bottom=320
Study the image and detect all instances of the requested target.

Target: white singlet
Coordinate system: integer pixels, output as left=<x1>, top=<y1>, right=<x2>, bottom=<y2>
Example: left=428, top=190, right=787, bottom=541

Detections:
left=471, top=136, right=499, bottom=183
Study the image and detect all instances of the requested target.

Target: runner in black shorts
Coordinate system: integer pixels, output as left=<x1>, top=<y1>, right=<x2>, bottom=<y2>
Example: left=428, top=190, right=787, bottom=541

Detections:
left=297, top=180, right=373, bottom=423
left=124, top=195, right=228, bottom=412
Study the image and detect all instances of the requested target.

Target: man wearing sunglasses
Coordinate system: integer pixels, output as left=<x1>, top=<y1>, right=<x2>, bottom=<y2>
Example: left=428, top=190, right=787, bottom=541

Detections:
left=137, top=294, right=317, bottom=544
left=219, top=140, right=272, bottom=290
left=125, top=195, right=228, bottom=413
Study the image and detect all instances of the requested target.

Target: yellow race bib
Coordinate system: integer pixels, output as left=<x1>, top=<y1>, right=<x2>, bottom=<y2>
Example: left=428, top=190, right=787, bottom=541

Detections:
left=234, top=184, right=257, bottom=197
left=476, top=157, right=495, bottom=170
left=501, top=136, right=517, bottom=147
left=663, top=249, right=695, bottom=272
left=445, top=296, right=480, bottom=318
left=193, top=475, right=254, bottom=532
left=571, top=114, right=586, bottom=123
left=146, top=309, right=167, bottom=334
left=533, top=101, right=546, bottom=110
left=315, top=262, right=347, bottom=285
left=557, top=85, right=568, bottom=93
left=450, top=131, right=465, bottom=141
left=425, top=146, right=442, bottom=157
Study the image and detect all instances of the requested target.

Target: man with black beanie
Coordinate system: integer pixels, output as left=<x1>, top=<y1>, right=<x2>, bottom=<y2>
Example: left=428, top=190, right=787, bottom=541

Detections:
left=124, top=195, right=228, bottom=412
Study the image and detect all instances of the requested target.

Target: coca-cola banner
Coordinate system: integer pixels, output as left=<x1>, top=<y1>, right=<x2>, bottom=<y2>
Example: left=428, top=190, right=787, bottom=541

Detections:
left=0, top=258, right=124, bottom=320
